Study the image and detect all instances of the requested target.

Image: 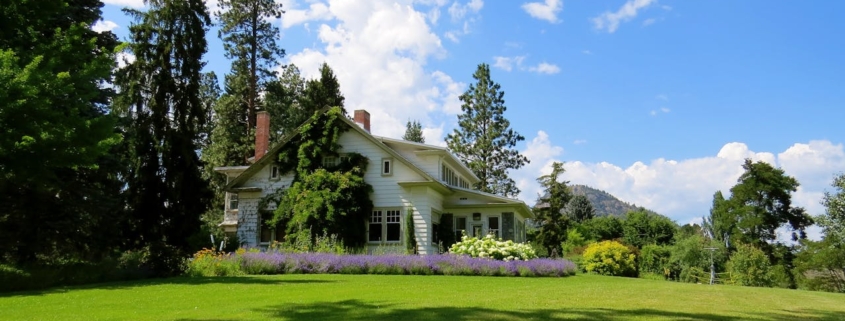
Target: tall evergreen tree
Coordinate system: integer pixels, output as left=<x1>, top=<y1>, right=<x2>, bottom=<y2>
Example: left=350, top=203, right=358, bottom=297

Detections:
left=116, top=0, right=213, bottom=273
left=533, top=162, right=572, bottom=256
left=567, top=195, right=595, bottom=223
left=216, top=0, right=285, bottom=132
left=302, top=62, right=345, bottom=113
left=446, top=63, right=528, bottom=197
left=403, top=120, right=425, bottom=143
left=0, top=0, right=122, bottom=264
left=264, top=63, right=307, bottom=139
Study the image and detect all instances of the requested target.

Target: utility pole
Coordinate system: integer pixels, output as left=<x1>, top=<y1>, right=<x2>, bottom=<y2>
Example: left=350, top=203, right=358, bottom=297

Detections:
left=704, top=247, right=718, bottom=285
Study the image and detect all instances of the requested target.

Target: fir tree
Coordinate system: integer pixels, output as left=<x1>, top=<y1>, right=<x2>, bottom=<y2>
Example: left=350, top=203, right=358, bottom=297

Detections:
left=403, top=120, right=425, bottom=143
left=116, top=0, right=213, bottom=273
left=533, top=162, right=572, bottom=256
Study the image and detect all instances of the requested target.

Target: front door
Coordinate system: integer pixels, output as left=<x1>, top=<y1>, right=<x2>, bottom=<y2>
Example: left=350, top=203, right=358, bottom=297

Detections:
left=471, top=223, right=483, bottom=238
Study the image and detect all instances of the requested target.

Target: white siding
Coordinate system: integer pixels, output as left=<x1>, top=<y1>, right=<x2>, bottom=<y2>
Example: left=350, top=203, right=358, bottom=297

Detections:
left=236, top=191, right=262, bottom=247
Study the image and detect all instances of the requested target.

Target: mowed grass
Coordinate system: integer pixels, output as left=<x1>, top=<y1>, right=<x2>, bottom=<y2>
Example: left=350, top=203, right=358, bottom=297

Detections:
left=1, top=274, right=843, bottom=321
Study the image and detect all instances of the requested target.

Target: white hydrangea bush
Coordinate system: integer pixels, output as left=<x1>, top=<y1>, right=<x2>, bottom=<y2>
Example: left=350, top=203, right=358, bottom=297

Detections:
left=449, top=234, right=538, bottom=261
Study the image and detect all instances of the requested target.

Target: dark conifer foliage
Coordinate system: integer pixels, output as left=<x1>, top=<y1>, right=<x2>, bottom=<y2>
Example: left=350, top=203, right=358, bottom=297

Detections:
left=115, top=0, right=214, bottom=274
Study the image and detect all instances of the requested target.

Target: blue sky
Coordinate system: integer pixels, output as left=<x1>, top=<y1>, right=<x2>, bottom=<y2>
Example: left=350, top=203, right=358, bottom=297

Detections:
left=98, top=0, right=845, bottom=234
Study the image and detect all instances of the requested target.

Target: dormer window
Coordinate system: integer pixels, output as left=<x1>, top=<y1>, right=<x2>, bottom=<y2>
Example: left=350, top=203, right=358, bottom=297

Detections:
left=381, top=158, right=393, bottom=176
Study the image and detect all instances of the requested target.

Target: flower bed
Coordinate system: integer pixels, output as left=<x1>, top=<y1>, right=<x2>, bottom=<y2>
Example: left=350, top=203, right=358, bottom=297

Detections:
left=187, top=250, right=577, bottom=278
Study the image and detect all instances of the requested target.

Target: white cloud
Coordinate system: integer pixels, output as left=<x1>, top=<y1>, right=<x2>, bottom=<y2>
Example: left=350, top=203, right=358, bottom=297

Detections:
left=92, top=20, right=119, bottom=33
left=573, top=139, right=587, bottom=145
left=102, top=0, right=144, bottom=8
left=448, top=0, right=484, bottom=21
left=286, top=0, right=465, bottom=141
left=521, top=0, right=563, bottom=23
left=592, top=0, right=657, bottom=33
left=116, top=52, right=136, bottom=69
left=282, top=2, right=333, bottom=29
left=558, top=141, right=841, bottom=237
left=509, top=135, right=841, bottom=241
left=650, top=107, right=670, bottom=116
left=582, top=50, right=592, bottom=55
left=529, top=62, right=560, bottom=74
left=656, top=94, right=669, bottom=101
left=513, top=131, right=565, bottom=203
left=492, top=56, right=526, bottom=72
left=642, top=18, right=656, bottom=26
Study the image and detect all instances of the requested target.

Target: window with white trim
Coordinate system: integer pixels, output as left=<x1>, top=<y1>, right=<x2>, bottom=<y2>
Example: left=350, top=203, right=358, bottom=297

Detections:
left=322, top=154, right=349, bottom=168
left=270, top=165, right=280, bottom=180
left=381, top=158, right=393, bottom=176
left=441, top=164, right=469, bottom=188
left=488, top=216, right=500, bottom=239
left=227, top=193, right=239, bottom=211
left=369, top=209, right=401, bottom=243
left=454, top=216, right=467, bottom=241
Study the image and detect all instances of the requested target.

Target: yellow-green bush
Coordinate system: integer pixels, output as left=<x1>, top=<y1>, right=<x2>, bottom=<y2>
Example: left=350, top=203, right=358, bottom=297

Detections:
left=582, top=240, right=637, bottom=277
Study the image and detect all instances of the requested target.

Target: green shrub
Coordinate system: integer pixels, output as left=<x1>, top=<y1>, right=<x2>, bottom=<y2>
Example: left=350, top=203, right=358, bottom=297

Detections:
left=639, top=244, right=671, bottom=278
left=561, top=229, right=589, bottom=256
left=727, top=244, right=772, bottom=287
left=582, top=240, right=637, bottom=277
left=449, top=234, right=537, bottom=261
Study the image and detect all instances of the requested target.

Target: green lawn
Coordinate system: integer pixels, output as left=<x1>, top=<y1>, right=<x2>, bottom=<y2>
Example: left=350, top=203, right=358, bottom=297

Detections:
left=1, top=274, right=842, bottom=320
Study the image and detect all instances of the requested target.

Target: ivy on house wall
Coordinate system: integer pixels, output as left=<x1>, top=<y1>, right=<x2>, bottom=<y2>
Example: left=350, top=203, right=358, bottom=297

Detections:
left=264, top=107, right=374, bottom=248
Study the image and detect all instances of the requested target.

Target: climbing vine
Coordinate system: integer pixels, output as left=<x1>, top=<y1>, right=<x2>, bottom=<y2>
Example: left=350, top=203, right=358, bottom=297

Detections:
left=266, top=107, right=373, bottom=248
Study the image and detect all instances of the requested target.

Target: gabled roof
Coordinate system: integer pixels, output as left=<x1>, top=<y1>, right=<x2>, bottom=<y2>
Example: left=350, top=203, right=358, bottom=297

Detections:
left=374, top=136, right=480, bottom=184
left=223, top=108, right=446, bottom=191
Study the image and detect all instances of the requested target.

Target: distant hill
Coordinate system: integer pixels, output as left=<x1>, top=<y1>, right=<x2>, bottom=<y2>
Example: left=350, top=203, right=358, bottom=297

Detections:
left=569, top=185, right=655, bottom=217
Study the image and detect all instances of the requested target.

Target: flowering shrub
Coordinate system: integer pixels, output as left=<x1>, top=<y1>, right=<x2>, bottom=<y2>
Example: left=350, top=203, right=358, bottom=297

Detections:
left=186, top=248, right=243, bottom=277
left=449, top=234, right=538, bottom=261
left=187, top=250, right=576, bottom=277
left=582, top=240, right=637, bottom=277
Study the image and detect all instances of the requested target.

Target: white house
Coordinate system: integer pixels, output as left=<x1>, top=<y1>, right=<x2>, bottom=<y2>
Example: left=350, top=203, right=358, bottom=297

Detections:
left=215, top=109, right=533, bottom=254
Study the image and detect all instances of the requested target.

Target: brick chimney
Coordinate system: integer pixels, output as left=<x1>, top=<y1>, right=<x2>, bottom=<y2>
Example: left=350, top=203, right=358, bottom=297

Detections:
left=255, top=111, right=270, bottom=161
left=354, top=109, right=370, bottom=133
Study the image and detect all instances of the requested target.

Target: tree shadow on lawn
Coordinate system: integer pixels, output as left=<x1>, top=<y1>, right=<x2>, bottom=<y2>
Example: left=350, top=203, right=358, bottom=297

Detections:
left=250, top=299, right=845, bottom=321
left=0, top=276, right=336, bottom=298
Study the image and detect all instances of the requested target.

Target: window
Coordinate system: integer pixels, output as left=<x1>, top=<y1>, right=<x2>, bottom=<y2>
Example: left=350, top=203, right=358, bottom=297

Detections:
left=441, top=164, right=464, bottom=188
left=369, top=209, right=401, bottom=243
left=259, top=212, right=284, bottom=244
left=270, top=165, right=280, bottom=180
left=488, top=216, right=500, bottom=239
left=381, top=158, right=393, bottom=176
left=321, top=155, right=349, bottom=168
left=227, top=193, right=239, bottom=211
left=454, top=216, right=467, bottom=240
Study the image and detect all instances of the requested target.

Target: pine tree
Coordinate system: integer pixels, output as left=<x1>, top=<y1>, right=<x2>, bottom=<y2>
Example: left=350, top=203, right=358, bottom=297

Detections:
left=116, top=0, right=213, bottom=273
left=403, top=120, right=425, bottom=143
left=264, top=63, right=307, bottom=139
left=446, top=63, right=528, bottom=197
left=303, top=62, right=345, bottom=113
left=216, top=0, right=285, bottom=131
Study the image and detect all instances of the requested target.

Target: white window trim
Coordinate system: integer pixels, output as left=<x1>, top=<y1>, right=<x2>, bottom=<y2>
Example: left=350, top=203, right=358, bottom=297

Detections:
left=226, top=193, right=239, bottom=211
left=487, top=215, right=501, bottom=239
left=381, top=158, right=393, bottom=176
left=368, top=208, right=402, bottom=243
left=269, top=164, right=281, bottom=180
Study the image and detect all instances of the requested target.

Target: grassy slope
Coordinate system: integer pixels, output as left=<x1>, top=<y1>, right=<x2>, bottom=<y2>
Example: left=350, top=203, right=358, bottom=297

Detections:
left=1, top=274, right=843, bottom=321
